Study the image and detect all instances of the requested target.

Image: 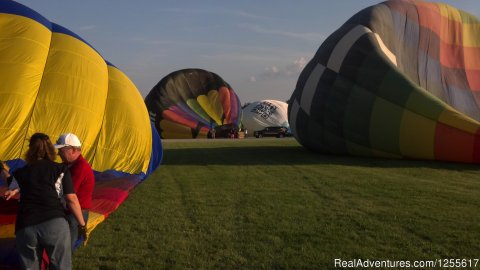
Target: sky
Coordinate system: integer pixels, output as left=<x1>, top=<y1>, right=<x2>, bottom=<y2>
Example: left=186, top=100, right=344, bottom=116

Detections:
left=11, top=0, right=480, bottom=104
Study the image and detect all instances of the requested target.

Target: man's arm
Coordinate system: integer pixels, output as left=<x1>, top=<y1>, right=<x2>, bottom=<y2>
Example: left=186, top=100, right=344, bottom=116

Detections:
left=64, top=193, right=86, bottom=227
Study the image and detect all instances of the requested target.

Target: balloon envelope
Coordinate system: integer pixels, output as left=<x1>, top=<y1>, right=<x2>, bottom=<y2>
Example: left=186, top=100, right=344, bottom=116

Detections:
left=145, top=68, right=242, bottom=139
left=242, top=100, right=289, bottom=132
left=0, top=1, right=162, bottom=267
left=288, top=0, right=480, bottom=163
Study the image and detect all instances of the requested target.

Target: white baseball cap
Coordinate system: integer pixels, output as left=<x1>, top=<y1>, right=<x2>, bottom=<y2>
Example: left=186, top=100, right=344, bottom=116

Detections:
left=54, top=133, right=82, bottom=148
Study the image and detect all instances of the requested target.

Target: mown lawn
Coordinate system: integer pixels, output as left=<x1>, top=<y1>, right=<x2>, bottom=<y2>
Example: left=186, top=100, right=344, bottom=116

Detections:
left=74, top=138, right=480, bottom=269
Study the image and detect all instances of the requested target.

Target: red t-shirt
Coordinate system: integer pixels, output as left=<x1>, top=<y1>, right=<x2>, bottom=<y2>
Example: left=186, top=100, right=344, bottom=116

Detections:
left=70, top=154, right=95, bottom=210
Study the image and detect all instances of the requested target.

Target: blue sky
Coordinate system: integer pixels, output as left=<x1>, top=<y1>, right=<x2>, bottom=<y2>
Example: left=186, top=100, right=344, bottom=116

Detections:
left=12, top=0, right=480, bottom=104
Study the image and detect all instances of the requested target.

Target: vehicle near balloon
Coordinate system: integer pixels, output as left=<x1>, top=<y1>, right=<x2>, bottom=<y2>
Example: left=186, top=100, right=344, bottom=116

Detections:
left=253, top=126, right=292, bottom=138
left=211, top=123, right=240, bottom=139
left=288, top=0, right=480, bottom=164
left=0, top=1, right=162, bottom=268
left=145, top=68, right=242, bottom=139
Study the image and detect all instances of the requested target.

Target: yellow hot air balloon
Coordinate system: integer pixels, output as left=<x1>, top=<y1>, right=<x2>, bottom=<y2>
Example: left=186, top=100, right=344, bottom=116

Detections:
left=0, top=1, right=162, bottom=267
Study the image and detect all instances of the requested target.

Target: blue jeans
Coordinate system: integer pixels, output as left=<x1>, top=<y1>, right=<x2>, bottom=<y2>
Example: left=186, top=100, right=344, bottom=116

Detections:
left=67, top=210, right=89, bottom=249
left=16, top=217, right=71, bottom=270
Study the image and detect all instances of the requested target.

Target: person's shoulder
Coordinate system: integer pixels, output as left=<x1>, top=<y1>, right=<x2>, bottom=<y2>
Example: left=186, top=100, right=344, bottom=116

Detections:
left=24, top=160, right=67, bottom=176
left=77, top=155, right=92, bottom=168
left=13, top=164, right=28, bottom=177
left=45, top=159, right=69, bottom=171
left=75, top=155, right=94, bottom=176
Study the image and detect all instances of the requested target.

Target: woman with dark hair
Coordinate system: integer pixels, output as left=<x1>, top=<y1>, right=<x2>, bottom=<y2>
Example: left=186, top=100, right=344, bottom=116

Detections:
left=3, top=133, right=86, bottom=270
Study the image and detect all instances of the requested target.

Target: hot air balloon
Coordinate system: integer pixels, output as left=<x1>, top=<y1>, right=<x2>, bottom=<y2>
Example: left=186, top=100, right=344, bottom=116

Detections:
left=145, top=68, right=242, bottom=139
left=242, top=100, right=290, bottom=133
left=0, top=1, right=162, bottom=268
left=289, top=0, right=480, bottom=163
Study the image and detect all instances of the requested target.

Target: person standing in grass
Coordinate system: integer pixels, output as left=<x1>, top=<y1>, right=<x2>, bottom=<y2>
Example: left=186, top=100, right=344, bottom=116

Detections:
left=54, top=133, right=95, bottom=249
left=2, top=132, right=86, bottom=270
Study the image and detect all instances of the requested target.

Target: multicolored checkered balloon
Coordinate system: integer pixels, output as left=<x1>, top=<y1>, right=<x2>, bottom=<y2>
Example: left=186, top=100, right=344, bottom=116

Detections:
left=289, top=0, right=480, bottom=163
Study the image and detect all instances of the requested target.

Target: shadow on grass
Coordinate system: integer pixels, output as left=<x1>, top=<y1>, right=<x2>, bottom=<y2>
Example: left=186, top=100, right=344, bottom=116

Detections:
left=161, top=146, right=480, bottom=170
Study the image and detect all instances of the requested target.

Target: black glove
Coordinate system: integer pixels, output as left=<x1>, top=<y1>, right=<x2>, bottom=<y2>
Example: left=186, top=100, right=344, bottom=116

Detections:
left=78, top=224, right=87, bottom=240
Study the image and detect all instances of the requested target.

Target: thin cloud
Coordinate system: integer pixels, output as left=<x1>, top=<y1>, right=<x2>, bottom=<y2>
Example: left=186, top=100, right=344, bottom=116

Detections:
left=239, top=23, right=324, bottom=41
left=254, top=57, right=308, bottom=81
left=77, top=25, right=97, bottom=31
left=125, top=37, right=309, bottom=58
left=216, top=8, right=271, bottom=20
left=161, top=7, right=270, bottom=20
left=285, top=57, right=307, bottom=76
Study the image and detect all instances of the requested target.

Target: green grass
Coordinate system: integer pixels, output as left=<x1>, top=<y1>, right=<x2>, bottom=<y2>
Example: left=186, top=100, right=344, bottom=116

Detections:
left=74, top=138, right=480, bottom=269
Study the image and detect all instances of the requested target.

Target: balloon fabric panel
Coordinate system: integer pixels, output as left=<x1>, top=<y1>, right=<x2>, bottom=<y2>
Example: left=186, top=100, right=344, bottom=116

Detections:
left=231, top=89, right=241, bottom=125
left=29, top=28, right=108, bottom=164
left=92, top=65, right=152, bottom=174
left=399, top=110, right=436, bottom=160
left=163, top=106, right=203, bottom=129
left=203, top=90, right=223, bottom=126
left=219, top=87, right=231, bottom=124
left=160, top=119, right=208, bottom=139
left=176, top=102, right=211, bottom=126
left=186, top=98, right=210, bottom=122
left=0, top=12, right=51, bottom=162
left=207, top=89, right=224, bottom=125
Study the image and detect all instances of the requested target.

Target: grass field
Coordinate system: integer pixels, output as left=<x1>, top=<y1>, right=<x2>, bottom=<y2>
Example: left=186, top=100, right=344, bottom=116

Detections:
left=73, top=138, right=480, bottom=269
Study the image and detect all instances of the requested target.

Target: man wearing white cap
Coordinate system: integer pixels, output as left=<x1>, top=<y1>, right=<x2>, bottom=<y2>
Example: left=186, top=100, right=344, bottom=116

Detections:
left=54, top=133, right=95, bottom=249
